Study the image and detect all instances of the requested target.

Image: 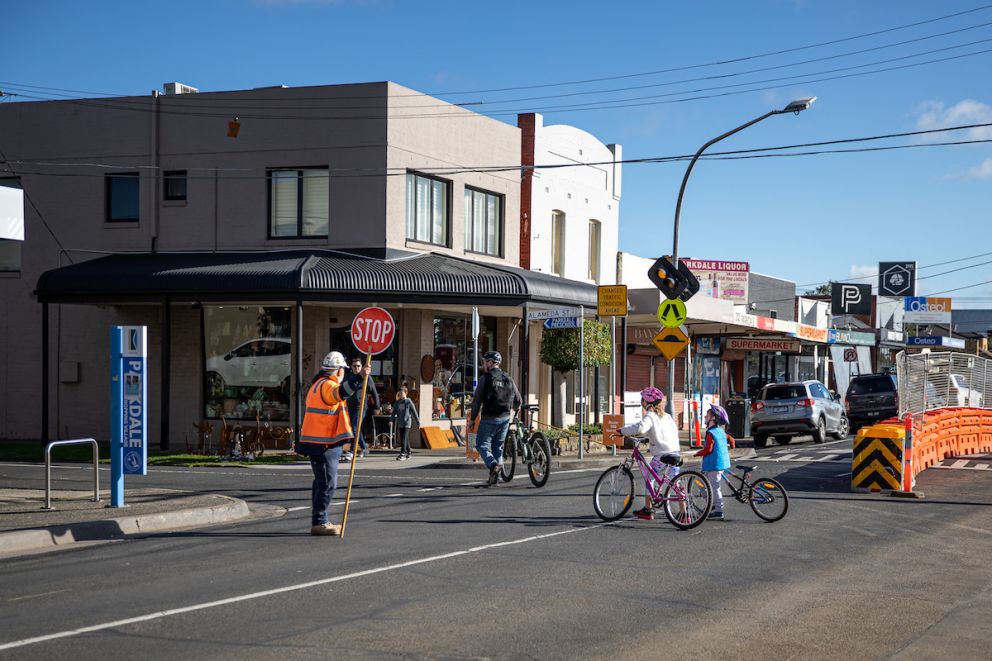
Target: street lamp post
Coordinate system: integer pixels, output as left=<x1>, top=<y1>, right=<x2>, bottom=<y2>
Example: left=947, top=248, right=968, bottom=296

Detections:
left=666, top=97, right=816, bottom=418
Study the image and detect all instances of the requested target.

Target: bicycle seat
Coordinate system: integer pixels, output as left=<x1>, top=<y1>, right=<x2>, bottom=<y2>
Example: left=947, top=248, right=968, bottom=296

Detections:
left=658, top=454, right=683, bottom=467
left=735, top=465, right=756, bottom=473
left=523, top=404, right=540, bottom=412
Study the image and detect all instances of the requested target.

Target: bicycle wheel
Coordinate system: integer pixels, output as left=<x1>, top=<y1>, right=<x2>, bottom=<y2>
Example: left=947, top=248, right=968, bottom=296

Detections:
left=499, top=433, right=517, bottom=483
left=526, top=432, right=552, bottom=488
left=593, top=465, right=635, bottom=521
left=748, top=477, right=789, bottom=522
left=662, top=470, right=712, bottom=530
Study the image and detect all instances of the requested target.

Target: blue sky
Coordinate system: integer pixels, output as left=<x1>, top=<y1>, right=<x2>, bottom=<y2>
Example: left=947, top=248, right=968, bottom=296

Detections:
left=4, top=0, right=991, bottom=305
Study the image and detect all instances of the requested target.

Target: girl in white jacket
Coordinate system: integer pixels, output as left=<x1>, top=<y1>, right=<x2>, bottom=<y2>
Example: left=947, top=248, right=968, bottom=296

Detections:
left=618, top=386, right=680, bottom=520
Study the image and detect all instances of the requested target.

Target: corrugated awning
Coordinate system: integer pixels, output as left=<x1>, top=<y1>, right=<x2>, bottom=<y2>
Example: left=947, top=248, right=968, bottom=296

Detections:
left=36, top=250, right=598, bottom=307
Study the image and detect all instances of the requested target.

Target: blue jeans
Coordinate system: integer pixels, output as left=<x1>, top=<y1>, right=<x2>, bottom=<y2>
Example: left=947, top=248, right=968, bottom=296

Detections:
left=309, top=444, right=343, bottom=525
left=348, top=408, right=367, bottom=453
left=475, top=417, right=510, bottom=470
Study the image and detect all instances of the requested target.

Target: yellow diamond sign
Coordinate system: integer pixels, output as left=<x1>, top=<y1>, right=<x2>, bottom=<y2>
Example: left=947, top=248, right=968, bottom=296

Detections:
left=652, top=327, right=690, bottom=361
left=656, top=298, right=687, bottom=328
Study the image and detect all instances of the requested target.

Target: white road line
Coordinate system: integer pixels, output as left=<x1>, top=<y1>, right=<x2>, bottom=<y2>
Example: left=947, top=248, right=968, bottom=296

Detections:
left=0, top=523, right=606, bottom=652
left=977, top=463, right=990, bottom=469
left=952, top=459, right=970, bottom=468
left=384, top=493, right=404, bottom=497
left=417, top=487, right=441, bottom=492
left=932, top=464, right=992, bottom=471
left=773, top=453, right=798, bottom=462
left=286, top=506, right=309, bottom=512
left=7, top=589, right=71, bottom=603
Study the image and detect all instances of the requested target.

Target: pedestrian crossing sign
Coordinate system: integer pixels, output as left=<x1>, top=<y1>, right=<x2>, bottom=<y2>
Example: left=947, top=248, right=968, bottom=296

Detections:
left=657, top=298, right=687, bottom=328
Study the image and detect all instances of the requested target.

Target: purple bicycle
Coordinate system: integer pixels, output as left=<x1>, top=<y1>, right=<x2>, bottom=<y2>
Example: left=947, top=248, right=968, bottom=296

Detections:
left=592, top=438, right=712, bottom=530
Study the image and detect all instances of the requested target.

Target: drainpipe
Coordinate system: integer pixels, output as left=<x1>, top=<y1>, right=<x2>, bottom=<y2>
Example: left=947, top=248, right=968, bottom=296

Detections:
left=151, top=90, right=160, bottom=252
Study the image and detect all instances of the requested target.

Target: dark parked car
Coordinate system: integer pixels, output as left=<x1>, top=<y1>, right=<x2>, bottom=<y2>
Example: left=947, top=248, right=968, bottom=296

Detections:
left=845, top=373, right=898, bottom=431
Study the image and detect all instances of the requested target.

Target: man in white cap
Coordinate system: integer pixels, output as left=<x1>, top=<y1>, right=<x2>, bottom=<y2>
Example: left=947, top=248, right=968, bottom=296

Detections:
left=297, top=350, right=371, bottom=536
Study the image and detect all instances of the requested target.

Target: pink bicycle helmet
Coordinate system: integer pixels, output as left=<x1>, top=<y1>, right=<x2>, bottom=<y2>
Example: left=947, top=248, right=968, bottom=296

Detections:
left=640, top=386, right=666, bottom=404
left=708, top=404, right=730, bottom=426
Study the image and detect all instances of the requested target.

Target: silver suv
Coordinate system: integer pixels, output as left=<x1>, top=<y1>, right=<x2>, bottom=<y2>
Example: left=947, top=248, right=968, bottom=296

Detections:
left=750, top=380, right=848, bottom=448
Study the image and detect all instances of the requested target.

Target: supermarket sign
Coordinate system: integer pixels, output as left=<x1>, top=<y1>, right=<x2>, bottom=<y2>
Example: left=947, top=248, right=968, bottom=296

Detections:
left=726, top=337, right=801, bottom=353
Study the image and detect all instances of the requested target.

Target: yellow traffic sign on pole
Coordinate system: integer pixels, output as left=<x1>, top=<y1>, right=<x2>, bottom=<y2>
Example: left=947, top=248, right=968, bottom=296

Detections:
left=652, top=327, right=690, bottom=361
left=656, top=298, right=687, bottom=328
left=597, top=285, right=628, bottom=317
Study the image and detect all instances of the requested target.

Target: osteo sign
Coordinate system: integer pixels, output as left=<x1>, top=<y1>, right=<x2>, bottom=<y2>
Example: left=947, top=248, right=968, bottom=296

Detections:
left=351, top=307, right=396, bottom=355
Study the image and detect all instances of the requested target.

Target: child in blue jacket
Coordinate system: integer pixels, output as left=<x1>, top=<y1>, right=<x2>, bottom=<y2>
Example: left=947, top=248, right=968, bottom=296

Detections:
left=694, top=404, right=731, bottom=520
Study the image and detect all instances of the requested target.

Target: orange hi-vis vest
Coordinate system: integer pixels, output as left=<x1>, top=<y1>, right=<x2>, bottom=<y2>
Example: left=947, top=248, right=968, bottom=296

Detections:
left=300, top=375, right=354, bottom=447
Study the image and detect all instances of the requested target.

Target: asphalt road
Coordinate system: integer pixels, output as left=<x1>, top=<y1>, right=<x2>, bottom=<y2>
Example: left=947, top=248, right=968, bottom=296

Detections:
left=2, top=437, right=992, bottom=660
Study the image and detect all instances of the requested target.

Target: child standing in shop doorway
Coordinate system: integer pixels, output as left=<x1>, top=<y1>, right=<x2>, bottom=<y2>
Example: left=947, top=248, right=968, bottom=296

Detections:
left=392, top=386, right=420, bottom=461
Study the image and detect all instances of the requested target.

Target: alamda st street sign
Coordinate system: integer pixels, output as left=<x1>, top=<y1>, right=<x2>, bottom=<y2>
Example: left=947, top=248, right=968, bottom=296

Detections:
left=652, top=326, right=690, bottom=361
left=657, top=298, right=687, bottom=329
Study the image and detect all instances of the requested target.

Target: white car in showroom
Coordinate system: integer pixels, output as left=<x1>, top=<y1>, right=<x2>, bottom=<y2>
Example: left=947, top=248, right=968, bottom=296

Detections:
left=205, top=337, right=291, bottom=396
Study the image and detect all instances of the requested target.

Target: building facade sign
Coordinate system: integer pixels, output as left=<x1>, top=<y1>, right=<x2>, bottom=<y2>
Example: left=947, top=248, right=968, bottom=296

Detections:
left=726, top=337, right=802, bottom=353
left=828, top=329, right=876, bottom=346
left=682, top=259, right=749, bottom=304
left=879, top=329, right=906, bottom=345
left=903, top=297, right=952, bottom=324
left=794, top=324, right=829, bottom=343
left=907, top=335, right=965, bottom=349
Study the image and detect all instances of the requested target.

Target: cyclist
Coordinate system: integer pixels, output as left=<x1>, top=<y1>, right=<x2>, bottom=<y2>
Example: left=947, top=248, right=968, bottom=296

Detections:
left=469, top=350, right=522, bottom=487
left=619, top=386, right=680, bottom=520
left=695, top=404, right=732, bottom=520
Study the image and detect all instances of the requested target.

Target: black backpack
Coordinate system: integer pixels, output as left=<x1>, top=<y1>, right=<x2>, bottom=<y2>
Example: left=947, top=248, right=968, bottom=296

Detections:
left=484, top=369, right=516, bottom=415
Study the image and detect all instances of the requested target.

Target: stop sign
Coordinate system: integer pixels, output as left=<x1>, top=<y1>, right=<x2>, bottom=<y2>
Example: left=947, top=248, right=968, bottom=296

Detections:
left=350, top=307, right=396, bottom=355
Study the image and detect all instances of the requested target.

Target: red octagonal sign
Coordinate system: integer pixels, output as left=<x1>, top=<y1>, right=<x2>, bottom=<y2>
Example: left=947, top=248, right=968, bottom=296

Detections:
left=351, top=307, right=396, bottom=355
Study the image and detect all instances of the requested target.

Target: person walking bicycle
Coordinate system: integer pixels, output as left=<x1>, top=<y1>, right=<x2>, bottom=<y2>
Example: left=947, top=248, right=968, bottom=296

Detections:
left=695, top=404, right=732, bottom=521
left=469, top=351, right=521, bottom=487
left=618, top=386, right=680, bottom=520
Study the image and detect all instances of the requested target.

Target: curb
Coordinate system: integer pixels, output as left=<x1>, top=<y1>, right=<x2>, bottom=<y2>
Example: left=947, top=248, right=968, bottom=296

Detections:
left=0, top=496, right=251, bottom=557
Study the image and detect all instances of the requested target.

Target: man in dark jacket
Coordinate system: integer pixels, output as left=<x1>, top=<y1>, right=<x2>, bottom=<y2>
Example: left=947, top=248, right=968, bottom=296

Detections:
left=470, top=351, right=521, bottom=486
left=344, top=357, right=381, bottom=460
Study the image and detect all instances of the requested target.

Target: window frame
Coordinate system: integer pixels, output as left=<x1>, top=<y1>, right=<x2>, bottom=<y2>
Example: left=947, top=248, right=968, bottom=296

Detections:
left=0, top=178, right=21, bottom=274
left=587, top=219, right=601, bottom=283
left=266, top=166, right=329, bottom=240
left=405, top=171, right=451, bottom=248
left=463, top=185, right=504, bottom=258
left=105, top=172, right=140, bottom=223
left=163, top=170, right=188, bottom=202
left=551, top=210, right=566, bottom=276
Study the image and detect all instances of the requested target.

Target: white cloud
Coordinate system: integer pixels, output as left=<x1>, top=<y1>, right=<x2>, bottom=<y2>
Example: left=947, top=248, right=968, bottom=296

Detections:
left=965, top=158, right=992, bottom=179
left=848, top=264, right=875, bottom=284
left=915, top=99, right=992, bottom=140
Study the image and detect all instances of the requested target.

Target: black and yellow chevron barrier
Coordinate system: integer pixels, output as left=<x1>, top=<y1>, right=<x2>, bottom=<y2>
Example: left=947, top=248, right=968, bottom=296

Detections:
left=852, top=424, right=905, bottom=493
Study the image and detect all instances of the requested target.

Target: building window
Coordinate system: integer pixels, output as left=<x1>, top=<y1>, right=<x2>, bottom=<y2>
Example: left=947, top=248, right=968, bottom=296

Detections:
left=106, top=173, right=140, bottom=222
left=464, top=187, right=502, bottom=256
left=0, top=179, right=22, bottom=272
left=551, top=210, right=565, bottom=276
left=164, top=170, right=187, bottom=201
left=203, top=306, right=292, bottom=421
left=268, top=168, right=329, bottom=238
left=433, top=314, right=496, bottom=419
left=588, top=219, right=601, bottom=283
left=0, top=240, right=19, bottom=272
left=406, top=173, right=449, bottom=246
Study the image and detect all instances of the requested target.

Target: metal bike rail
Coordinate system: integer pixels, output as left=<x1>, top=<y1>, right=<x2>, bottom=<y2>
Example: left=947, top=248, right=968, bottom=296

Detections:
left=43, top=438, right=100, bottom=510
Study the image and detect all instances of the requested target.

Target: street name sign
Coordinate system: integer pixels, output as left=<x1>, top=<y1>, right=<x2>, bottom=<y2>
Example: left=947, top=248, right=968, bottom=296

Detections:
left=527, top=307, right=580, bottom=321
left=657, top=298, right=687, bottom=328
left=544, top=317, right=580, bottom=329
left=652, top=327, right=690, bottom=361
left=597, top=285, right=628, bottom=317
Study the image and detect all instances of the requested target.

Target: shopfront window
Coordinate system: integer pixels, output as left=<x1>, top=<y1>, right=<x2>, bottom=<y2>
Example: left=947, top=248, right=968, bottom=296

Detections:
left=203, top=306, right=292, bottom=421
left=433, top=314, right=496, bottom=419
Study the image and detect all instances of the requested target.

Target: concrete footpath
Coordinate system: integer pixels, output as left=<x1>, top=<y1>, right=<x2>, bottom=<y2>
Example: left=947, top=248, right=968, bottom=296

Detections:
left=0, top=433, right=753, bottom=558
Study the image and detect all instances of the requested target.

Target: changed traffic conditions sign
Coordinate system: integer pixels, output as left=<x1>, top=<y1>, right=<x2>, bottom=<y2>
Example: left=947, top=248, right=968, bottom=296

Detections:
left=652, top=327, right=690, bottom=361
left=657, top=298, right=687, bottom=328
left=351, top=307, right=396, bottom=355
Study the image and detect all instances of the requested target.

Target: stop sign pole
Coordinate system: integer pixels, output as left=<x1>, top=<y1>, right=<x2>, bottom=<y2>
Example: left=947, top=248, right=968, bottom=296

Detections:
left=340, top=306, right=395, bottom=538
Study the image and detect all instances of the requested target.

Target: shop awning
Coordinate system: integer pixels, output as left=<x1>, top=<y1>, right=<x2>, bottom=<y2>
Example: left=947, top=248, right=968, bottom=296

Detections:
left=35, top=250, right=598, bottom=307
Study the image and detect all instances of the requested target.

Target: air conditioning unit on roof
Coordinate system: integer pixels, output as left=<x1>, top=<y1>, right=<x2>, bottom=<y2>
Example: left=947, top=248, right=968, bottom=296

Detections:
left=163, top=82, right=199, bottom=95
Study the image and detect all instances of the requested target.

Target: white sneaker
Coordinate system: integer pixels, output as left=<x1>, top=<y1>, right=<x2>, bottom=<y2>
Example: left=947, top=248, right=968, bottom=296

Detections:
left=342, top=453, right=353, bottom=462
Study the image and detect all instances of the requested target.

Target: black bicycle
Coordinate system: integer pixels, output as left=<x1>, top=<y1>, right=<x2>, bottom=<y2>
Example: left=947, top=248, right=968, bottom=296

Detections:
left=500, top=404, right=552, bottom=487
left=721, top=464, right=789, bottom=522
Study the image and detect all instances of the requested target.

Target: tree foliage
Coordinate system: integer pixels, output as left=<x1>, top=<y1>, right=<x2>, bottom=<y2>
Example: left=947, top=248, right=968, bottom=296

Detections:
left=539, top=320, right=612, bottom=372
left=802, top=282, right=834, bottom=296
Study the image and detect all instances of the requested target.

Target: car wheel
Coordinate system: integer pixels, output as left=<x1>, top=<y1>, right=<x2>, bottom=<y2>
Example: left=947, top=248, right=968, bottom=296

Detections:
left=774, top=436, right=792, bottom=445
left=812, top=417, right=826, bottom=444
left=753, top=434, right=768, bottom=449
left=832, top=415, right=850, bottom=439
left=206, top=372, right=226, bottom=396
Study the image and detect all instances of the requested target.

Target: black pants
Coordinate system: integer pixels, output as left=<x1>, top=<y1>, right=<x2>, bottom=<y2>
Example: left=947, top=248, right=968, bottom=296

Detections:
left=398, top=427, right=411, bottom=456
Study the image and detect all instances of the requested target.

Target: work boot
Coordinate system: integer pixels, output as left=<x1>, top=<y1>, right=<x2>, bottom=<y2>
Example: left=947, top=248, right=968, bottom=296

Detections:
left=310, top=523, right=341, bottom=536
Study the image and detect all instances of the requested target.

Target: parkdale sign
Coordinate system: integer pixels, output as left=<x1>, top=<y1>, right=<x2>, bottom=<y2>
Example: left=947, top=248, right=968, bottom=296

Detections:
left=726, top=338, right=802, bottom=353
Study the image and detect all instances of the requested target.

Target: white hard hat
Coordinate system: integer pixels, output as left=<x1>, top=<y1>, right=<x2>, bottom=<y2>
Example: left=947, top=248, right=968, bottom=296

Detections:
left=321, top=351, right=347, bottom=370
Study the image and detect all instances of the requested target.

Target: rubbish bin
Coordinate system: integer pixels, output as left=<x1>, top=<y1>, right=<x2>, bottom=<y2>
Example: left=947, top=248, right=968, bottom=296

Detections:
left=725, top=397, right=750, bottom=439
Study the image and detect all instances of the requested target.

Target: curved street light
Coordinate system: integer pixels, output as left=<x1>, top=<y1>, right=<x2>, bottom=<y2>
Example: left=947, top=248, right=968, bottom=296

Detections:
left=666, top=96, right=816, bottom=417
